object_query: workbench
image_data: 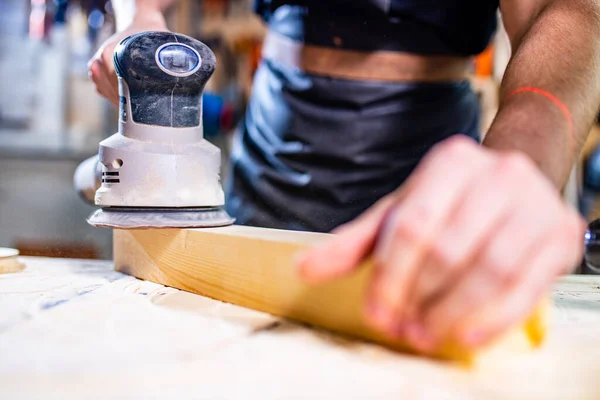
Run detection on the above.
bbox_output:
[2,256,600,399]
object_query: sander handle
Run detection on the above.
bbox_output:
[113,31,216,129]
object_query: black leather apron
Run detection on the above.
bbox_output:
[224,2,494,232]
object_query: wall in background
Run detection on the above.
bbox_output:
[0,157,113,259]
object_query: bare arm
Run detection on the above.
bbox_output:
[297,0,593,351]
[485,0,600,189]
[112,0,178,30]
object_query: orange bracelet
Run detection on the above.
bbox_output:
[505,87,575,143]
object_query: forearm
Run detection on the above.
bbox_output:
[484,0,600,190]
[112,0,178,30]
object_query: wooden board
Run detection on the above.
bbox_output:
[113,226,545,363]
[2,257,600,399]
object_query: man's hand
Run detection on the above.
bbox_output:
[88,11,169,106]
[296,136,585,353]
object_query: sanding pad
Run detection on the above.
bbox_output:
[87,207,235,229]
[0,248,25,274]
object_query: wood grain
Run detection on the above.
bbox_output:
[2,257,600,399]
[113,226,546,362]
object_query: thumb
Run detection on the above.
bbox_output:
[297,195,397,283]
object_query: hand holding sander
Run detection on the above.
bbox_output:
[79,31,234,229]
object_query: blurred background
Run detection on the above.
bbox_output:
[0,0,265,260]
[1,0,600,264]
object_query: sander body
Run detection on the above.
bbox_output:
[86,31,234,229]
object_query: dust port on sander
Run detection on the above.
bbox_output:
[112,159,123,169]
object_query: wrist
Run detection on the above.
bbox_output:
[131,9,168,30]
[483,93,575,190]
[115,2,167,32]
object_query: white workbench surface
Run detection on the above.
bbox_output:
[1,257,600,399]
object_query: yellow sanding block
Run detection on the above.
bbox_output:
[455,297,549,365]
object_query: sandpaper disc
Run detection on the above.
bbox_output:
[87,207,235,229]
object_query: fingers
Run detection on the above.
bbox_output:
[297,134,586,356]
[296,194,398,283]
[87,21,171,105]
[417,193,584,351]
[410,154,558,347]
[88,58,119,105]
[365,137,495,335]
[103,50,119,91]
[407,153,524,315]
[297,151,439,283]
[88,46,119,106]
[295,136,477,283]
[453,209,585,348]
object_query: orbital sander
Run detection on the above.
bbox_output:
[84,31,234,229]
